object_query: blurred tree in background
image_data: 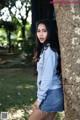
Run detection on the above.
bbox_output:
[0,21,18,53]
[0,0,34,55]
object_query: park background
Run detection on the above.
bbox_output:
[0,0,80,120]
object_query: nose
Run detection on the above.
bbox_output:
[40,31,43,36]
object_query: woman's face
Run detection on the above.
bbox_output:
[37,23,48,43]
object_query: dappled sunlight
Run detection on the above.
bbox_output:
[7,108,65,120]
[55,111,65,120]
[0,68,36,117]
[16,85,34,89]
[7,105,34,120]
[8,109,25,120]
[0,59,13,64]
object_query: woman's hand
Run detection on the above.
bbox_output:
[34,100,40,109]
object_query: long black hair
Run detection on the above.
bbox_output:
[36,19,60,57]
[33,19,61,75]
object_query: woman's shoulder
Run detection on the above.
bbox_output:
[41,45,58,61]
[42,44,50,57]
[44,44,58,56]
[40,43,58,59]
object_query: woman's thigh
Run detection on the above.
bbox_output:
[44,112,56,120]
[28,108,48,120]
[28,108,56,120]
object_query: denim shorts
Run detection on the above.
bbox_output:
[39,87,64,112]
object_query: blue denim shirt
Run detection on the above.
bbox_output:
[37,45,62,103]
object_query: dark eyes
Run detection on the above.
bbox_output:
[37,30,47,32]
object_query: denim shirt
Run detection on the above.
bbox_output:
[37,45,62,103]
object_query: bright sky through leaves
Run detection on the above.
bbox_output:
[0,0,31,23]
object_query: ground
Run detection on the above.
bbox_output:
[0,53,65,120]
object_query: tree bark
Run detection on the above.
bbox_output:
[54,1,80,120]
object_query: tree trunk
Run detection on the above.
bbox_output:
[54,1,80,120]
[31,0,53,34]
[7,30,11,53]
[21,25,26,41]
[31,0,38,34]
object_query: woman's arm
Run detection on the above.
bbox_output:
[37,47,57,103]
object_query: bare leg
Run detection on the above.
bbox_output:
[44,112,57,120]
[28,108,48,120]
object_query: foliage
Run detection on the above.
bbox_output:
[0,21,17,31]
[21,37,35,55]
[0,20,19,52]
[0,0,32,53]
[0,20,34,54]
[0,0,16,10]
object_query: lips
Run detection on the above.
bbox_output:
[39,38,44,40]
[39,38,45,43]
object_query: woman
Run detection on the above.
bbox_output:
[28,19,64,120]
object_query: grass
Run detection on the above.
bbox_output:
[0,67,65,120]
[0,67,37,119]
